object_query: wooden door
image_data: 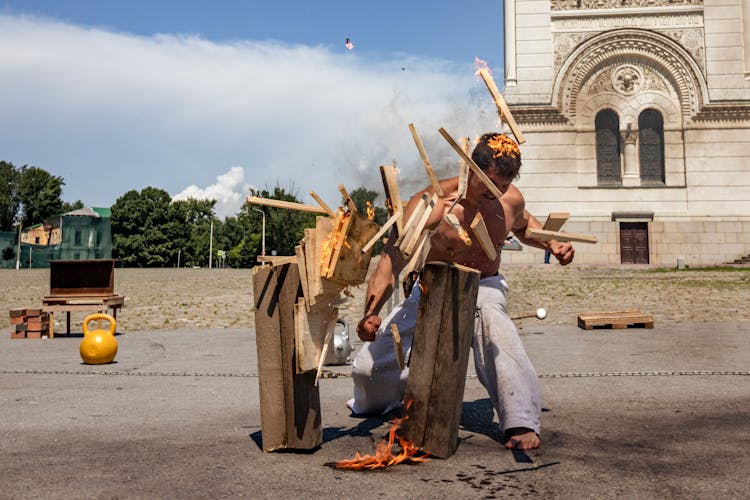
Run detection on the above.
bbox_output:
[620,222,649,264]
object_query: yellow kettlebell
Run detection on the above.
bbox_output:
[80,313,118,365]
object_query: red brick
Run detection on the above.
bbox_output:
[11,330,26,339]
[9,307,26,318]
[10,316,25,325]
[25,308,42,317]
[26,331,42,339]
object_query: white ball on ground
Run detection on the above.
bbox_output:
[536,308,547,320]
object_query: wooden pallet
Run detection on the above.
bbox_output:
[577,311,654,330]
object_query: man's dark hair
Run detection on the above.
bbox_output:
[471,133,522,179]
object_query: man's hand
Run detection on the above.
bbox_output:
[356,314,382,342]
[550,241,575,266]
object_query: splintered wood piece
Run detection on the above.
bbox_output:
[304,228,320,303]
[295,244,310,310]
[403,230,432,277]
[325,212,380,285]
[391,323,405,371]
[395,194,429,247]
[295,297,339,373]
[525,227,598,244]
[380,165,404,234]
[439,128,504,202]
[247,196,328,214]
[400,262,480,458]
[542,212,570,232]
[338,184,357,213]
[444,213,472,246]
[408,123,443,196]
[315,324,336,385]
[470,212,497,261]
[401,194,437,256]
[309,191,335,217]
[253,264,321,451]
[476,67,525,144]
[361,211,402,253]
[257,255,297,266]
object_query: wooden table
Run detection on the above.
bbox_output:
[42,295,125,338]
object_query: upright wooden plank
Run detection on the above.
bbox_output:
[408,123,443,196]
[295,297,339,373]
[401,262,480,458]
[253,263,322,451]
[470,212,498,261]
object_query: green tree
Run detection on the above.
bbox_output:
[0,161,20,231]
[167,198,216,267]
[111,187,174,267]
[17,166,65,227]
[237,183,316,266]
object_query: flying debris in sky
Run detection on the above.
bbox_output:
[345,37,354,50]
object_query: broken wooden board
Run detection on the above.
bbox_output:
[400,262,480,459]
[294,297,339,373]
[408,123,443,196]
[324,212,380,286]
[252,263,321,451]
[439,127,505,202]
[577,311,654,330]
[476,67,525,145]
[257,255,297,266]
[247,196,329,214]
[470,212,497,261]
[380,164,404,234]
[525,227,598,244]
[542,212,570,232]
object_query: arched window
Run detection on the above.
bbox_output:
[639,109,665,184]
[595,109,621,185]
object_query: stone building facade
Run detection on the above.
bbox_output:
[501,0,750,266]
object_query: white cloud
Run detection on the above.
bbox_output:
[172,166,252,219]
[0,14,501,216]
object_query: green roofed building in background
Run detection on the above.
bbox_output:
[0,207,112,269]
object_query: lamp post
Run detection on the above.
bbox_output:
[251,207,266,264]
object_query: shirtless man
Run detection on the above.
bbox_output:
[348,133,574,450]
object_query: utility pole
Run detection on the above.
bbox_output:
[208,219,214,269]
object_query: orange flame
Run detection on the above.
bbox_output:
[320,208,348,276]
[336,403,429,470]
[366,201,375,221]
[474,56,489,76]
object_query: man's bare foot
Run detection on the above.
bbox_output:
[504,428,540,450]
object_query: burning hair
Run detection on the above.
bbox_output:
[471,133,522,180]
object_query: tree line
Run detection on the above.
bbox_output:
[1,160,388,268]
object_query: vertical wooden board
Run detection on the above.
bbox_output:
[422,266,479,457]
[328,213,380,285]
[295,298,339,373]
[380,164,404,233]
[295,244,310,309]
[252,265,288,451]
[401,263,479,458]
[252,263,322,451]
[400,263,449,447]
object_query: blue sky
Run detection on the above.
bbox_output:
[0,1,506,217]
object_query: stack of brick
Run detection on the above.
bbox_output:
[9,308,50,339]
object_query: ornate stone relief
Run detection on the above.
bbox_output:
[555,30,705,123]
[551,0,702,10]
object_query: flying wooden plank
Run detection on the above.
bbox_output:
[470,212,497,261]
[525,227,598,244]
[247,196,328,214]
[476,67,525,145]
[379,164,404,234]
[408,123,443,196]
[542,212,570,232]
[439,128,505,202]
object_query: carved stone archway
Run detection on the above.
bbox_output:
[553,28,707,126]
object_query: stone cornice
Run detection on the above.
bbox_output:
[507,105,572,127]
[691,102,750,123]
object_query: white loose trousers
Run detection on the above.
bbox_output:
[348,273,542,435]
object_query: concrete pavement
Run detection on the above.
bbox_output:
[1,320,748,498]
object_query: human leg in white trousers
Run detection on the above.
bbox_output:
[347,284,422,415]
[472,274,542,448]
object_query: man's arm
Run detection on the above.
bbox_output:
[512,209,575,265]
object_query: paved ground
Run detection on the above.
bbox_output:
[1,320,748,499]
